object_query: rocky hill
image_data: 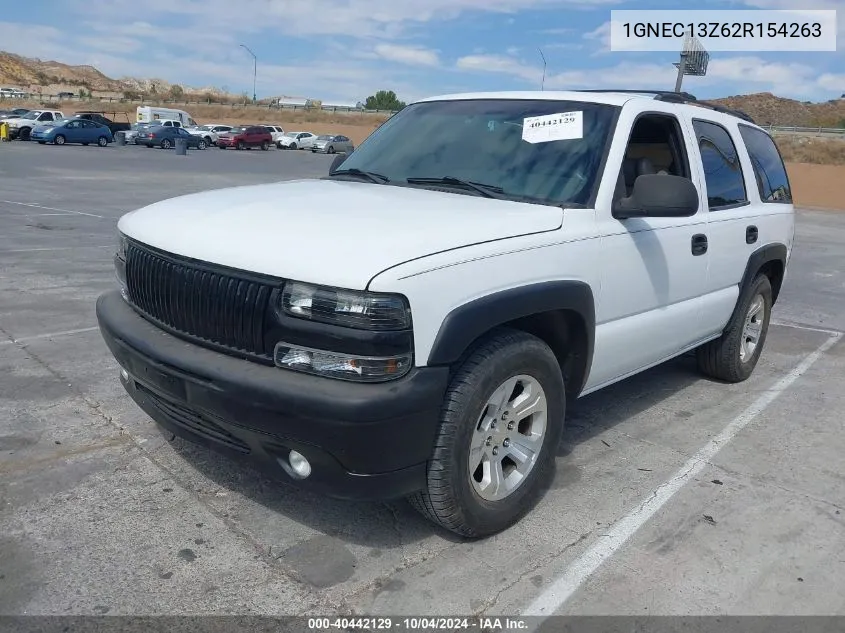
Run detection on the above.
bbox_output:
[0,51,229,99]
[710,92,845,128]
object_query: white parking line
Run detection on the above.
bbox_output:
[522,330,842,620]
[771,320,843,336]
[0,199,104,218]
[0,245,113,253]
[0,326,100,346]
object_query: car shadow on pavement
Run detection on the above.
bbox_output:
[165,353,705,546]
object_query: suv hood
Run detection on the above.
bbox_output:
[118,179,563,290]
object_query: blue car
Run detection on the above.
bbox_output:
[30,118,114,147]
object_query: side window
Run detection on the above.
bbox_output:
[614,113,691,202]
[39,113,52,121]
[692,120,748,210]
[738,125,792,203]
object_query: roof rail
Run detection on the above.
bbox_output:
[575,89,756,123]
[577,89,699,102]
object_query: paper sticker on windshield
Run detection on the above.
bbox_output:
[522,111,583,144]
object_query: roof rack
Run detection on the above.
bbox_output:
[575,89,755,123]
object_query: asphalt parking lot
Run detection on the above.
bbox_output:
[1,140,844,619]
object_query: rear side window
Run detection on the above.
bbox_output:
[692,120,748,210]
[738,125,792,203]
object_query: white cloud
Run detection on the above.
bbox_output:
[583,20,611,54]
[374,44,440,66]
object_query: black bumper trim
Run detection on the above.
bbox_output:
[96,290,448,500]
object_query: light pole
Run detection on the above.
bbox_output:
[240,44,257,103]
[538,48,546,91]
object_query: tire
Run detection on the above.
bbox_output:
[197,139,207,150]
[97,136,108,147]
[408,328,565,538]
[276,141,283,149]
[261,140,269,151]
[204,136,212,146]
[696,273,772,383]
[161,138,172,149]
[236,141,245,150]
[37,141,45,144]
[19,127,31,141]
[82,142,89,146]
[54,134,66,145]
[289,142,297,150]
[327,146,335,154]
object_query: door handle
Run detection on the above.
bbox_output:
[746,225,758,244]
[691,234,708,256]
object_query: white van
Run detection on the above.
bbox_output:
[136,106,198,128]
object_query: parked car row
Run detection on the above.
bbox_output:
[4,107,356,155]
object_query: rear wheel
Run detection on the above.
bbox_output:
[97,136,108,147]
[408,329,565,538]
[197,139,207,150]
[327,145,336,154]
[696,273,772,383]
[161,138,172,149]
[261,140,269,151]
[54,134,66,145]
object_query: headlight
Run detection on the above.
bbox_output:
[281,282,411,330]
[274,342,411,382]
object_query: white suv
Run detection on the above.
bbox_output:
[97,90,795,538]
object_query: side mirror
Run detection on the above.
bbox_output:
[614,174,699,219]
[329,152,349,173]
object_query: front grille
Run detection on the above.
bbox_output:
[125,241,275,358]
[137,383,251,454]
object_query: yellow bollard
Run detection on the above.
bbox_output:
[0,121,8,142]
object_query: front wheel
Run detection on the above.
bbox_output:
[696,273,772,383]
[97,136,108,147]
[289,142,297,150]
[408,329,565,538]
[236,141,245,150]
[54,134,66,145]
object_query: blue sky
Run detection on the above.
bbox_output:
[1,0,842,104]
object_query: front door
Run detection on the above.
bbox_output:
[586,107,710,392]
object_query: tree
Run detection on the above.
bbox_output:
[169,84,184,99]
[365,90,405,111]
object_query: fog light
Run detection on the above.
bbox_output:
[288,450,311,479]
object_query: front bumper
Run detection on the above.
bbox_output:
[96,290,447,500]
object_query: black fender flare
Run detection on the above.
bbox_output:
[426,281,596,391]
[739,243,787,304]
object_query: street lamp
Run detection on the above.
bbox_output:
[240,44,257,103]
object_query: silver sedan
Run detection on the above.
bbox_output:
[311,134,354,154]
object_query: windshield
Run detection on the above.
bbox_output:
[283,132,298,137]
[195,125,212,130]
[316,135,332,140]
[228,126,247,133]
[20,112,40,120]
[334,99,619,207]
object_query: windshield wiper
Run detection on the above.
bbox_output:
[405,176,506,199]
[330,168,390,184]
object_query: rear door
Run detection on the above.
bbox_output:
[685,116,790,338]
